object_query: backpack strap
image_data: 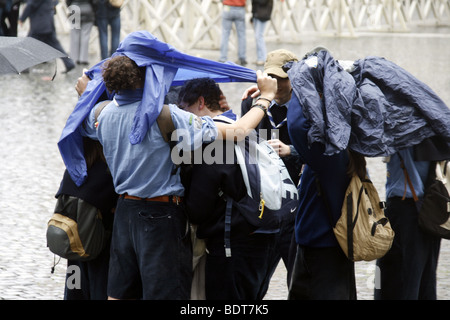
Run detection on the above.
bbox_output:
[347,181,365,261]
[397,153,419,202]
[156,104,175,143]
[218,189,233,257]
[316,171,356,260]
[84,100,110,131]
[224,195,233,258]
[94,100,111,123]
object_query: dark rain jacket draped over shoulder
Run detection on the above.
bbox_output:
[288,50,450,158]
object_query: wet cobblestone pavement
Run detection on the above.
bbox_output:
[0,25,449,300]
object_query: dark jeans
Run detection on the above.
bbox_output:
[107,197,192,299]
[288,245,356,300]
[205,233,276,300]
[375,197,441,300]
[1,2,20,36]
[97,15,120,60]
[258,214,295,297]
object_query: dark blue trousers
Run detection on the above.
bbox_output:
[205,233,276,300]
[288,245,356,300]
[375,197,441,300]
[107,197,192,299]
[258,214,295,297]
[64,243,110,300]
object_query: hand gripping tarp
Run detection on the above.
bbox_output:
[58,31,257,186]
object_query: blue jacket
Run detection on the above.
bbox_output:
[287,93,349,248]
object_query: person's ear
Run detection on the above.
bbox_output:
[197,96,206,110]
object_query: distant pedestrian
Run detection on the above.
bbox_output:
[67,0,96,66]
[219,0,247,66]
[19,0,75,73]
[94,0,121,60]
[4,0,22,36]
[251,0,273,66]
[0,0,14,36]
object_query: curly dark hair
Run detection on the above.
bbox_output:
[102,56,146,94]
[177,77,222,111]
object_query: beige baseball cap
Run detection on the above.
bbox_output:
[264,49,299,78]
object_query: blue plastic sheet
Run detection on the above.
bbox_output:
[58,31,256,186]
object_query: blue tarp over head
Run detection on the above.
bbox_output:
[58,31,257,186]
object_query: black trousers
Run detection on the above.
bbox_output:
[64,243,110,300]
[205,233,276,300]
[375,197,441,300]
[288,245,356,300]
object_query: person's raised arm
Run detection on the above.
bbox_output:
[216,70,276,140]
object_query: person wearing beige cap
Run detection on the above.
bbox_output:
[263,49,297,77]
[242,49,301,183]
[241,48,303,294]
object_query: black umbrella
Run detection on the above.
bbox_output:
[0,36,67,74]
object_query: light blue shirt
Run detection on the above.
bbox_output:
[386,148,430,199]
[81,89,218,198]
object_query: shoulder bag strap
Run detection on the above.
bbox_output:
[94,100,111,123]
[397,153,419,202]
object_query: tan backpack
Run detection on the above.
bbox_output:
[334,174,395,261]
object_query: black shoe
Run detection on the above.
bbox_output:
[63,64,75,74]
[239,59,247,66]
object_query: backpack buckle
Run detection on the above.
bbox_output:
[258,198,265,219]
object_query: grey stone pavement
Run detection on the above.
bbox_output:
[0,23,449,300]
